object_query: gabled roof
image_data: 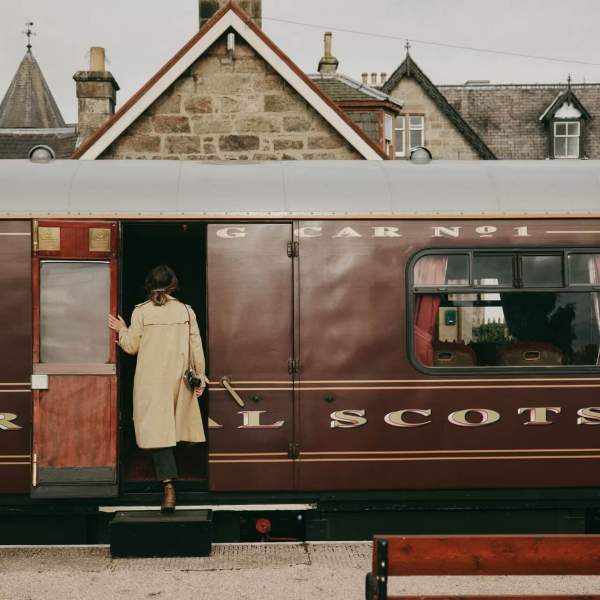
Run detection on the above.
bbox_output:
[309,73,402,110]
[381,53,496,160]
[0,50,66,129]
[72,2,386,160]
[539,86,592,122]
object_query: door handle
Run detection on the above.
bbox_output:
[221,377,245,408]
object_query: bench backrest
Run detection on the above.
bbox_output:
[373,535,600,576]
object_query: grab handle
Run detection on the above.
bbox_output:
[221,377,245,408]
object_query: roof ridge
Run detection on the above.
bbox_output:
[0,50,66,129]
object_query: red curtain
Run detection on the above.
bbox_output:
[414,256,448,366]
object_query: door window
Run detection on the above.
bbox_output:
[40,261,111,363]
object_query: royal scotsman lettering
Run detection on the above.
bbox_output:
[0,413,21,431]
[237,411,285,429]
[207,405,600,430]
[518,407,562,425]
[217,225,535,239]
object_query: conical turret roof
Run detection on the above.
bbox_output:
[0,50,66,129]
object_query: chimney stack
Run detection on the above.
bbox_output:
[361,73,368,85]
[199,0,262,28]
[73,47,119,148]
[318,32,339,74]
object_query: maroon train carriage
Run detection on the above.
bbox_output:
[1,158,600,542]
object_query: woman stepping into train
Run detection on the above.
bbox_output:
[108,265,207,513]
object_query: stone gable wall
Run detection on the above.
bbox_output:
[440,85,600,159]
[390,78,480,160]
[101,36,362,160]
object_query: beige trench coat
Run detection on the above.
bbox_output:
[118,297,206,449]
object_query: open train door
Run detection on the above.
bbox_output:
[31,221,119,498]
[207,224,296,491]
[0,222,32,495]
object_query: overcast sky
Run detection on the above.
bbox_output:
[1,0,600,124]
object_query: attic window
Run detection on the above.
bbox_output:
[395,116,406,157]
[554,121,580,159]
[409,116,425,150]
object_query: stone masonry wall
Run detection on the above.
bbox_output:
[440,84,600,159]
[101,35,362,160]
[390,78,480,160]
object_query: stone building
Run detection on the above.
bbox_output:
[309,33,402,158]
[382,49,600,160]
[73,1,385,160]
[0,39,77,159]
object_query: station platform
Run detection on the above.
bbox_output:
[2,542,600,599]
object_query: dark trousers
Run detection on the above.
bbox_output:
[151,447,178,481]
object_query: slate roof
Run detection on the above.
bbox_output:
[0,129,77,159]
[440,83,600,159]
[309,73,402,109]
[381,53,496,159]
[0,50,66,129]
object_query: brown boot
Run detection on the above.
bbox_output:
[161,482,176,514]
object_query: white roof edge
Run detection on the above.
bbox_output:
[78,10,383,161]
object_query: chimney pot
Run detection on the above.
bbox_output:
[324,32,333,58]
[362,72,368,85]
[380,72,387,85]
[90,47,106,71]
[199,0,262,29]
[371,72,378,86]
[73,47,120,148]
[318,31,339,74]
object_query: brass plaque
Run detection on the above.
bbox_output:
[38,227,60,251]
[89,228,111,252]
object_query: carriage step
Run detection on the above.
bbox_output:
[109,509,212,557]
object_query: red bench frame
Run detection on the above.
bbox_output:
[366,535,600,600]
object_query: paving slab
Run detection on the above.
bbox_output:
[1,543,600,600]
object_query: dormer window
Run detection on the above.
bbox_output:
[554,121,580,159]
[539,82,591,160]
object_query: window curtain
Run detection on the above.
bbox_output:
[414,256,448,366]
[588,255,600,365]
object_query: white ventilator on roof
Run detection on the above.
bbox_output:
[1,160,600,217]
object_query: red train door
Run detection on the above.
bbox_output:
[31,221,119,498]
[0,222,32,495]
[207,224,296,491]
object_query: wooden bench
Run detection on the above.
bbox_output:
[366,535,600,600]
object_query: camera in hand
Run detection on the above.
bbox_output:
[184,369,203,389]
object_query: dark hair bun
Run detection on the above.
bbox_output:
[145,265,179,306]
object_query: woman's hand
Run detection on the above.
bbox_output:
[194,385,206,398]
[108,314,127,333]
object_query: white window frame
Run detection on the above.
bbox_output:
[395,116,406,158]
[408,115,425,151]
[553,120,580,159]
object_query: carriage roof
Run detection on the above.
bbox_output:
[1,159,599,218]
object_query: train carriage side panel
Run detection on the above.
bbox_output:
[297,218,600,491]
[0,221,32,494]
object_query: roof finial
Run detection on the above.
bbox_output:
[405,39,411,54]
[22,21,35,52]
[567,73,572,89]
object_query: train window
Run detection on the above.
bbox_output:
[412,250,600,370]
[521,255,563,287]
[568,253,600,285]
[414,254,468,286]
[40,261,111,364]
[473,254,514,287]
